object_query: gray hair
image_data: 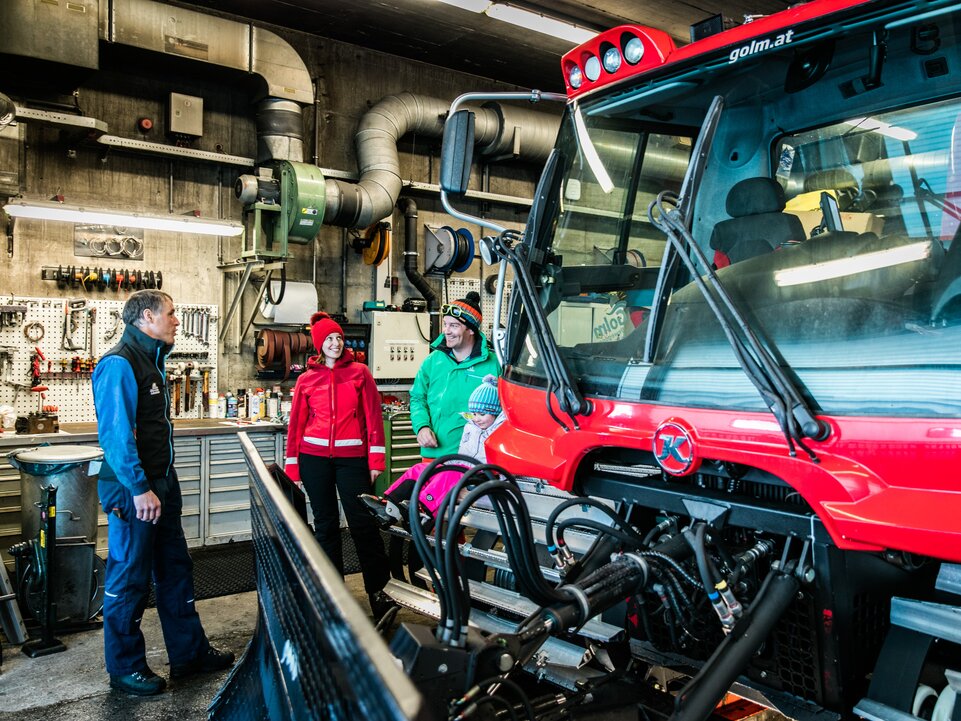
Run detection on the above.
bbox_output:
[122,289,173,327]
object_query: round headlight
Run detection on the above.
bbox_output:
[568,65,583,89]
[603,47,622,73]
[623,36,644,64]
[584,55,601,81]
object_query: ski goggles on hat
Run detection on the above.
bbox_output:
[441,302,481,329]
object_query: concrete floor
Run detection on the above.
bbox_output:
[0,574,422,721]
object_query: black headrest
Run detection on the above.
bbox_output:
[726,178,787,218]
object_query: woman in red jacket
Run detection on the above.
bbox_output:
[285,312,393,620]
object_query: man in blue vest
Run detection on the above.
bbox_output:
[93,290,234,696]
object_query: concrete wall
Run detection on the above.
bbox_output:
[1,5,551,409]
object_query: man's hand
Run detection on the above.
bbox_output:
[133,490,162,524]
[417,427,438,448]
[369,468,382,484]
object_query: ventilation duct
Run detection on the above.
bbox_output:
[256,99,305,164]
[324,92,560,228]
[0,0,99,70]
[100,0,312,106]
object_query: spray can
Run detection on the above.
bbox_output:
[249,390,261,421]
[226,392,237,419]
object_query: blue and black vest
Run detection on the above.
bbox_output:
[100,325,173,484]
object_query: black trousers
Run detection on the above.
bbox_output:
[298,454,389,595]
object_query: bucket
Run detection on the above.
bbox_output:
[9,445,104,543]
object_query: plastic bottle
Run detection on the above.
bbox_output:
[217,394,227,419]
[209,390,219,418]
[267,391,280,420]
[236,389,247,419]
[249,389,261,421]
[257,388,267,420]
[280,390,292,421]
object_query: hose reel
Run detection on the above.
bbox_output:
[424,225,475,276]
[351,221,391,266]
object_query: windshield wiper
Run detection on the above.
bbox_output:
[647,96,830,460]
[488,228,592,431]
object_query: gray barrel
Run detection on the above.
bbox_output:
[10,445,104,543]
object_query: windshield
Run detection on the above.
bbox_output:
[510,110,693,396]
[511,97,961,419]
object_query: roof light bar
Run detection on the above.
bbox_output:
[562,25,677,98]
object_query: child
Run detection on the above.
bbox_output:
[361,375,504,525]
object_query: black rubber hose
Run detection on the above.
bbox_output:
[670,568,801,721]
[399,198,439,338]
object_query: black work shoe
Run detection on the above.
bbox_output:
[170,646,236,680]
[110,669,167,696]
[359,494,394,528]
[368,590,399,622]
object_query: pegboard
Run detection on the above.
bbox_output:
[0,295,217,423]
[443,275,513,341]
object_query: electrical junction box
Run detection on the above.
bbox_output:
[168,92,203,136]
[368,311,430,380]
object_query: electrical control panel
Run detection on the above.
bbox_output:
[368,311,430,380]
[168,92,204,137]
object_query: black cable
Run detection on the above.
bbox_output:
[555,518,645,548]
[545,497,646,550]
[407,455,481,635]
[635,551,701,587]
[472,677,536,721]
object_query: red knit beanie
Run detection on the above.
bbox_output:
[310,312,344,352]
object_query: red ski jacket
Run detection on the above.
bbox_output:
[284,350,385,481]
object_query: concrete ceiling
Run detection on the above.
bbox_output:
[173,0,791,91]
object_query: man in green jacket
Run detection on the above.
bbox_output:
[409,291,501,459]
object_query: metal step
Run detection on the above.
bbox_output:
[890,597,961,645]
[854,697,926,721]
[936,563,961,598]
[465,578,622,642]
[463,507,605,555]
[384,578,609,682]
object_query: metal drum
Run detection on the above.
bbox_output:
[9,445,104,543]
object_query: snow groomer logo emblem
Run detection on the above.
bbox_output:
[653,420,700,476]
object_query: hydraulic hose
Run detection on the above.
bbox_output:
[539,553,650,632]
[670,566,801,721]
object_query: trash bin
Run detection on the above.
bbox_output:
[9,445,104,544]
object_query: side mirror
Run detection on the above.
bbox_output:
[440,109,475,196]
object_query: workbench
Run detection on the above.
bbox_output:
[0,420,286,566]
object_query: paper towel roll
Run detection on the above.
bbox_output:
[260,281,318,324]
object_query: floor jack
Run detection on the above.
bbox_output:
[21,485,66,658]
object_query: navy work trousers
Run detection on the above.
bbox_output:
[98,470,208,675]
[299,454,390,595]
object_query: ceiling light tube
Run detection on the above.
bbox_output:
[4,199,244,237]
[485,3,597,45]
[438,0,491,12]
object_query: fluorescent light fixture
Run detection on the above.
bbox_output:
[4,199,243,237]
[438,0,490,11]
[841,117,917,141]
[485,3,597,45]
[774,241,930,287]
